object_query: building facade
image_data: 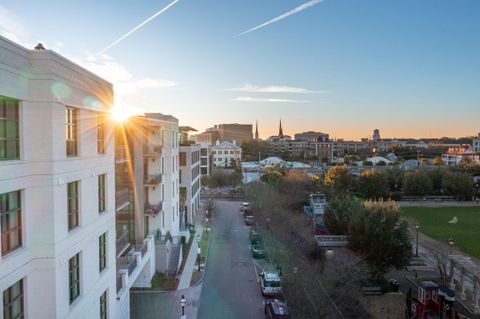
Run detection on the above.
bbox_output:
[294,131,329,142]
[473,133,480,153]
[199,143,213,176]
[212,141,242,167]
[442,147,480,166]
[192,123,253,145]
[0,36,118,319]
[179,145,201,226]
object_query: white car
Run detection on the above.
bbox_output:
[259,272,282,296]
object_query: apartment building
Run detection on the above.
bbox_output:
[179,144,201,226]
[117,114,181,278]
[212,141,242,167]
[0,36,118,318]
[199,143,213,176]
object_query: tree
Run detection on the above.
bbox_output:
[425,168,446,194]
[324,196,362,235]
[403,170,433,196]
[240,140,269,161]
[434,156,443,166]
[324,165,353,195]
[357,170,389,199]
[442,171,474,200]
[384,167,404,192]
[348,200,412,279]
[278,170,316,208]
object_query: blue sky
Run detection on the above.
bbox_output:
[1,0,479,139]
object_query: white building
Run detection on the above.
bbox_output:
[442,147,480,166]
[199,143,213,176]
[212,140,242,167]
[473,133,480,153]
[179,144,201,226]
[0,36,119,319]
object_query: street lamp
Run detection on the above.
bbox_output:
[266,218,270,231]
[180,295,186,317]
[415,223,420,257]
[448,238,454,255]
[197,235,201,271]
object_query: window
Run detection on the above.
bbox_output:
[0,97,19,160]
[3,279,24,319]
[99,232,107,272]
[97,113,105,154]
[65,107,78,156]
[69,253,80,304]
[1,190,22,256]
[67,181,79,231]
[178,152,187,166]
[98,174,106,213]
[100,290,107,319]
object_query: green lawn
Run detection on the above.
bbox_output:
[401,207,480,259]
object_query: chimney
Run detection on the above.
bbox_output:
[233,140,236,146]
[216,140,220,146]
[34,43,46,50]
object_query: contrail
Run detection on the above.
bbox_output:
[236,0,323,37]
[97,0,179,55]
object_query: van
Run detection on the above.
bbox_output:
[259,272,282,296]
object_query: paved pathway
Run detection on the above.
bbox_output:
[178,224,204,290]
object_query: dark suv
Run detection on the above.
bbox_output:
[264,299,290,318]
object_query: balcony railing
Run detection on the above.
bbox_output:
[144,173,162,186]
[117,253,138,276]
[144,145,162,157]
[115,188,130,210]
[144,202,162,215]
[116,273,123,293]
[115,146,128,163]
[116,226,130,257]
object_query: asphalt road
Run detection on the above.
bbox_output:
[197,200,265,319]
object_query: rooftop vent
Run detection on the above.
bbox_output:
[34,43,46,50]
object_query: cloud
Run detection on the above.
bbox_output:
[236,0,323,37]
[97,0,180,55]
[233,96,311,103]
[72,54,177,98]
[229,84,326,94]
[0,6,30,46]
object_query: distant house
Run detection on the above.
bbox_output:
[441,147,480,166]
[212,140,242,167]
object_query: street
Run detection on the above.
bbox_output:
[197,200,265,319]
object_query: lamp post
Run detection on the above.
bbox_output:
[448,238,454,255]
[415,223,420,257]
[197,235,201,271]
[266,218,270,231]
[180,295,186,318]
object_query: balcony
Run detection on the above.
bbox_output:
[144,173,162,186]
[115,188,130,211]
[144,202,162,215]
[144,145,162,157]
[116,235,155,295]
[116,226,130,257]
[115,145,128,163]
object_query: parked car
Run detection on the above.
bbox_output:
[244,215,256,226]
[259,272,282,296]
[241,202,250,213]
[250,244,266,258]
[249,229,262,244]
[264,299,291,318]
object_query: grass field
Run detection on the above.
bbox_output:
[401,207,480,259]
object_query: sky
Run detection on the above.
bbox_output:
[1,0,479,140]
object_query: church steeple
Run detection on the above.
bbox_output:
[279,119,283,137]
[255,120,259,140]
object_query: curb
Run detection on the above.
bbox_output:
[191,205,215,287]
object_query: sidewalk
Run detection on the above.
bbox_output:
[178,224,204,289]
[177,202,210,290]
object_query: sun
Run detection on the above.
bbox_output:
[111,106,131,122]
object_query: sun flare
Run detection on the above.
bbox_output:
[111,106,131,122]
